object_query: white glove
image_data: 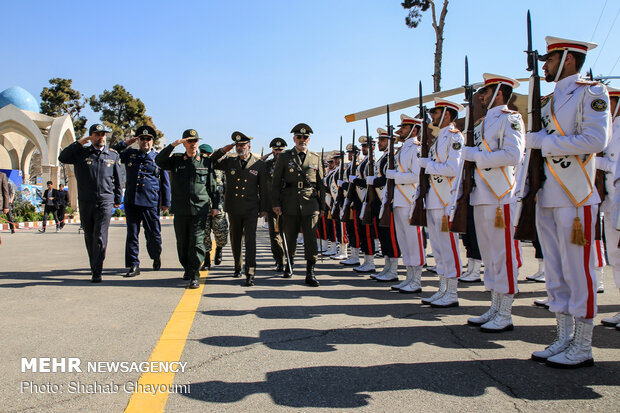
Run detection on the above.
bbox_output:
[348,174,357,182]
[366,175,376,185]
[337,179,345,186]
[419,158,429,169]
[460,147,479,162]
[525,131,543,149]
[385,169,397,179]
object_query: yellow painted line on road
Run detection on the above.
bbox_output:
[124,270,208,413]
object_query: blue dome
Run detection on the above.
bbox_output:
[0,86,39,112]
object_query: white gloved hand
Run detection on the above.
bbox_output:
[366,175,376,185]
[348,175,357,182]
[460,147,479,162]
[525,131,543,149]
[385,169,397,179]
[419,158,429,169]
[337,179,345,186]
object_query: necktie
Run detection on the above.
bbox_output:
[298,152,305,164]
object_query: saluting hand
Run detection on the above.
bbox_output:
[125,136,139,146]
[258,211,266,218]
[221,143,235,153]
[211,209,219,217]
[273,206,282,216]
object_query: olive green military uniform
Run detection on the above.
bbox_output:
[155,143,219,281]
[204,169,229,253]
[271,148,325,263]
[211,143,268,276]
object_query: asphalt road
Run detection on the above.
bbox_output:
[0,222,618,412]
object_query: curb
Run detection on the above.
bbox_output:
[0,215,174,231]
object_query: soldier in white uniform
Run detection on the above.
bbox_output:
[527,37,610,368]
[460,74,525,332]
[321,158,339,256]
[599,87,620,329]
[386,115,426,292]
[419,99,464,307]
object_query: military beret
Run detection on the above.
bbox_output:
[269,137,287,148]
[231,131,252,143]
[199,143,213,154]
[89,123,111,135]
[290,123,313,136]
[136,125,156,138]
[182,129,201,140]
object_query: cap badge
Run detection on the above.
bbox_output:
[96,124,103,131]
[236,135,241,141]
[190,129,196,136]
[300,128,306,134]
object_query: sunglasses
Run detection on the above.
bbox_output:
[295,135,310,140]
[139,136,153,141]
[186,138,199,143]
[273,148,284,151]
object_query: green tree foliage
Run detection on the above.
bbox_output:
[40,78,88,138]
[89,85,163,145]
[402,0,449,92]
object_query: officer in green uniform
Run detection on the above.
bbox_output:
[199,143,228,270]
[155,129,219,289]
[211,132,268,286]
[272,123,325,287]
[263,137,287,272]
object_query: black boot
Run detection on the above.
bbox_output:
[153,257,161,271]
[245,266,255,286]
[275,262,284,272]
[214,247,223,265]
[233,267,242,278]
[201,254,211,271]
[305,262,319,287]
[91,272,102,283]
[283,260,293,278]
[124,265,140,277]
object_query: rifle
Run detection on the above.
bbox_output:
[449,56,476,233]
[379,105,395,227]
[341,130,357,222]
[409,82,430,226]
[331,136,345,219]
[361,118,375,224]
[589,68,606,240]
[514,10,545,242]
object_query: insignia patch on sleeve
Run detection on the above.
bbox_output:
[591,99,607,112]
[511,122,521,131]
[452,142,462,150]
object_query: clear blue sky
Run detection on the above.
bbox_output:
[2,0,619,152]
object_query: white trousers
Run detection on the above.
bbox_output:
[426,208,461,279]
[474,204,519,294]
[603,213,620,288]
[536,204,597,319]
[393,206,425,267]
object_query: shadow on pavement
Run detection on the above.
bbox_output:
[181,359,620,407]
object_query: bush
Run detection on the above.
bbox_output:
[113,208,125,217]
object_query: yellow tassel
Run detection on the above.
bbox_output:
[441,215,449,232]
[327,210,332,219]
[494,206,505,229]
[571,216,587,246]
[350,210,355,220]
[275,217,280,233]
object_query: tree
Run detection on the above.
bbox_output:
[402,0,449,92]
[89,85,162,145]
[40,78,88,138]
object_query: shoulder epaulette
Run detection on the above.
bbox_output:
[449,127,461,134]
[576,80,599,86]
[109,148,118,153]
[501,108,519,114]
[171,153,184,157]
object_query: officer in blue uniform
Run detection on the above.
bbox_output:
[112,125,171,277]
[58,123,122,283]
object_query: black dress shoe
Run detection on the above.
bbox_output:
[214,247,223,265]
[305,275,319,287]
[245,275,255,287]
[201,255,211,271]
[188,279,200,289]
[182,272,191,280]
[233,268,242,278]
[153,257,161,271]
[124,266,140,278]
[283,263,293,278]
[38,228,45,233]
[275,263,285,272]
[91,274,102,283]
